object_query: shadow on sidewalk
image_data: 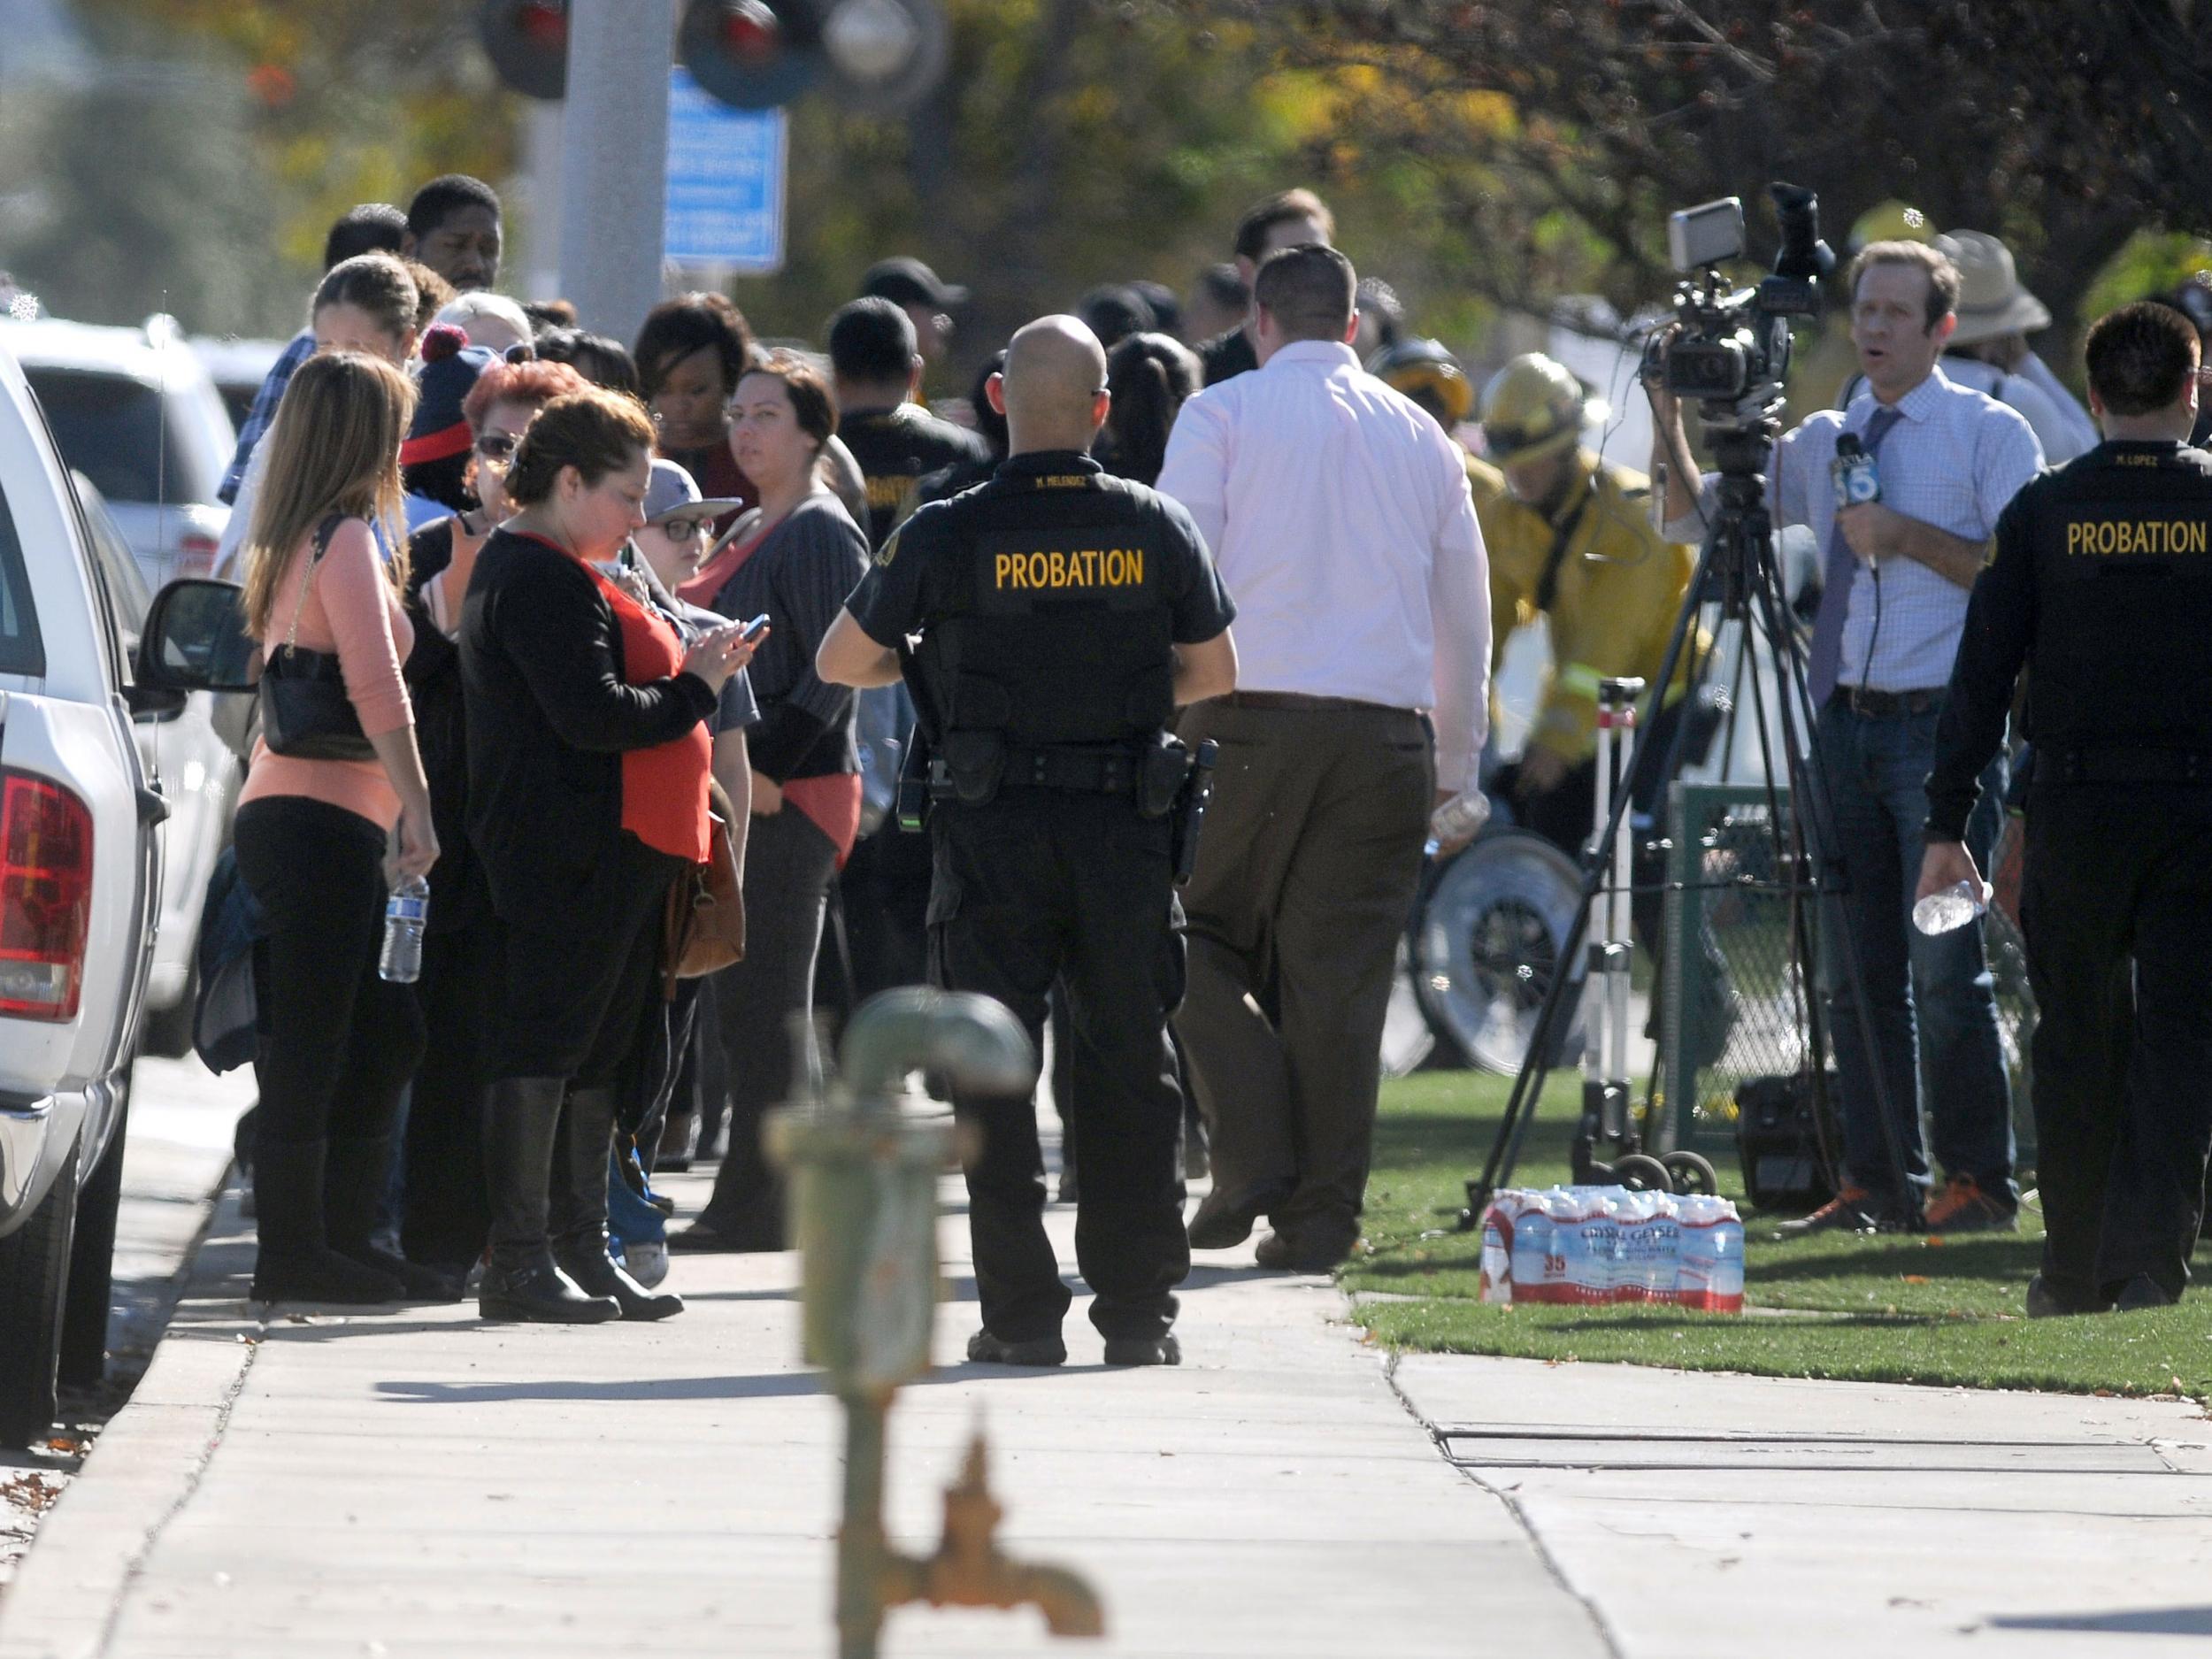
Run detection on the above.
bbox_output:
[1988,1607,2212,1636]
[371,1359,1094,1405]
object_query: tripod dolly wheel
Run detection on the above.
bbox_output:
[1660,1150,1719,1196]
[1612,1153,1674,1194]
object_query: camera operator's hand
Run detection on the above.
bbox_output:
[1641,325,1702,530]
[1836,500,1908,564]
[1640,324,1683,427]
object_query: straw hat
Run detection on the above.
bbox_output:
[1939,230,2053,344]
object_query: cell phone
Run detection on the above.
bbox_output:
[740,613,771,641]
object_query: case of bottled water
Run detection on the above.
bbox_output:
[1477,1186,1744,1313]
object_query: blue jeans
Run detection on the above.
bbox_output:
[1815,697,2015,1205]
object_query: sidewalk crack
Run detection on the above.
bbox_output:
[92,1330,259,1658]
[1376,1345,1626,1659]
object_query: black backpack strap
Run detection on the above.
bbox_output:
[1533,487,1594,615]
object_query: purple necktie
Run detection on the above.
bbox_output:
[1806,404,1902,704]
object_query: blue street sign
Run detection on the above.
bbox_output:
[664,67,787,271]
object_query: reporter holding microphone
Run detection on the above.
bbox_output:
[459,388,757,1325]
[1649,238,2039,1238]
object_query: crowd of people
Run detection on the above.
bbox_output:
[214,165,2212,1346]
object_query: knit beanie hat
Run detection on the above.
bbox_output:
[401,324,496,465]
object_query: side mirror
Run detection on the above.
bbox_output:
[139,579,257,695]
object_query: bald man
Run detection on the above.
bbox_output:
[820,317,1238,1367]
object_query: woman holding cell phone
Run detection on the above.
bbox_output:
[458,387,757,1324]
[671,350,870,1256]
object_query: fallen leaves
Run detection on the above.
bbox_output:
[0,1472,63,1516]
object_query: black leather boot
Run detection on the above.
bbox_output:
[480,1076,619,1325]
[250,1138,404,1304]
[551,1087,683,1321]
[325,1137,463,1302]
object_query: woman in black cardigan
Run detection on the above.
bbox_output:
[460,388,754,1324]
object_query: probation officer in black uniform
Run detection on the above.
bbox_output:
[818,315,1240,1367]
[1922,300,2212,1317]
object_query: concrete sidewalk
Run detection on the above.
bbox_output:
[0,1056,249,1590]
[0,1147,1606,1659]
[12,1079,2212,1659]
[1388,1351,2212,1656]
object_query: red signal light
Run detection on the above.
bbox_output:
[518,1,568,48]
[723,1,782,62]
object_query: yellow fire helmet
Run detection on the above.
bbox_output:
[1478,353,1588,465]
[1848,199,1932,252]
[1370,337,1475,426]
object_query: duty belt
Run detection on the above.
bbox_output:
[929,745,1138,798]
[2033,747,2212,787]
[1832,685,1945,718]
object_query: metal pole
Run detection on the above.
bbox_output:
[519,100,566,302]
[557,0,675,342]
[838,1389,890,1659]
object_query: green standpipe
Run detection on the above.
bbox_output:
[764,988,1106,1658]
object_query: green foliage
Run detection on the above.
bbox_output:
[1346,1072,2212,1400]
[12,1,518,335]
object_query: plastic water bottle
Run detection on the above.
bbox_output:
[1677,1195,1746,1313]
[1479,1202,1514,1304]
[1912,878,1988,936]
[1509,1192,1555,1304]
[378,876,430,984]
[1563,1188,1617,1304]
[1425,790,1492,857]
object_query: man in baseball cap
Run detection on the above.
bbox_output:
[860,255,966,366]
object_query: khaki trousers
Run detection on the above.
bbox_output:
[1172,696,1434,1241]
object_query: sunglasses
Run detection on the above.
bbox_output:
[474,432,521,465]
[652,515,713,540]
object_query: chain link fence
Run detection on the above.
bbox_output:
[1659,783,2037,1187]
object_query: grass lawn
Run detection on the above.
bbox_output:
[1344,1071,2212,1402]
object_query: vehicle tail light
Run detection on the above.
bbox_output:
[176,531,220,580]
[0,772,94,1021]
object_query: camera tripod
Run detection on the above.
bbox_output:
[1457,418,1924,1230]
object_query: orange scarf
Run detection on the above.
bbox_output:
[581,560,711,864]
[677,512,767,609]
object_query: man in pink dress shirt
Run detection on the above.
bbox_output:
[1156,244,1492,1271]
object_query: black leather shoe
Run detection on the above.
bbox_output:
[1255,1227,1357,1273]
[1187,1178,1295,1250]
[250,1138,403,1304]
[965,1329,1067,1367]
[546,1086,684,1320]
[252,1249,405,1305]
[340,1243,464,1302]
[479,1257,621,1324]
[2025,1273,2110,1318]
[2112,1273,2177,1312]
[556,1241,683,1321]
[1102,1333,1181,1367]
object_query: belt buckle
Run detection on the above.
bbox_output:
[1847,686,1875,717]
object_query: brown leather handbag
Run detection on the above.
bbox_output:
[662,784,746,998]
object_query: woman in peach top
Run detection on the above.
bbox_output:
[233,351,440,1306]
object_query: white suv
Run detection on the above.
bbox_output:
[0,334,169,1448]
[0,313,235,593]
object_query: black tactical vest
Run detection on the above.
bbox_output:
[914,469,1176,749]
[2025,442,2212,751]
